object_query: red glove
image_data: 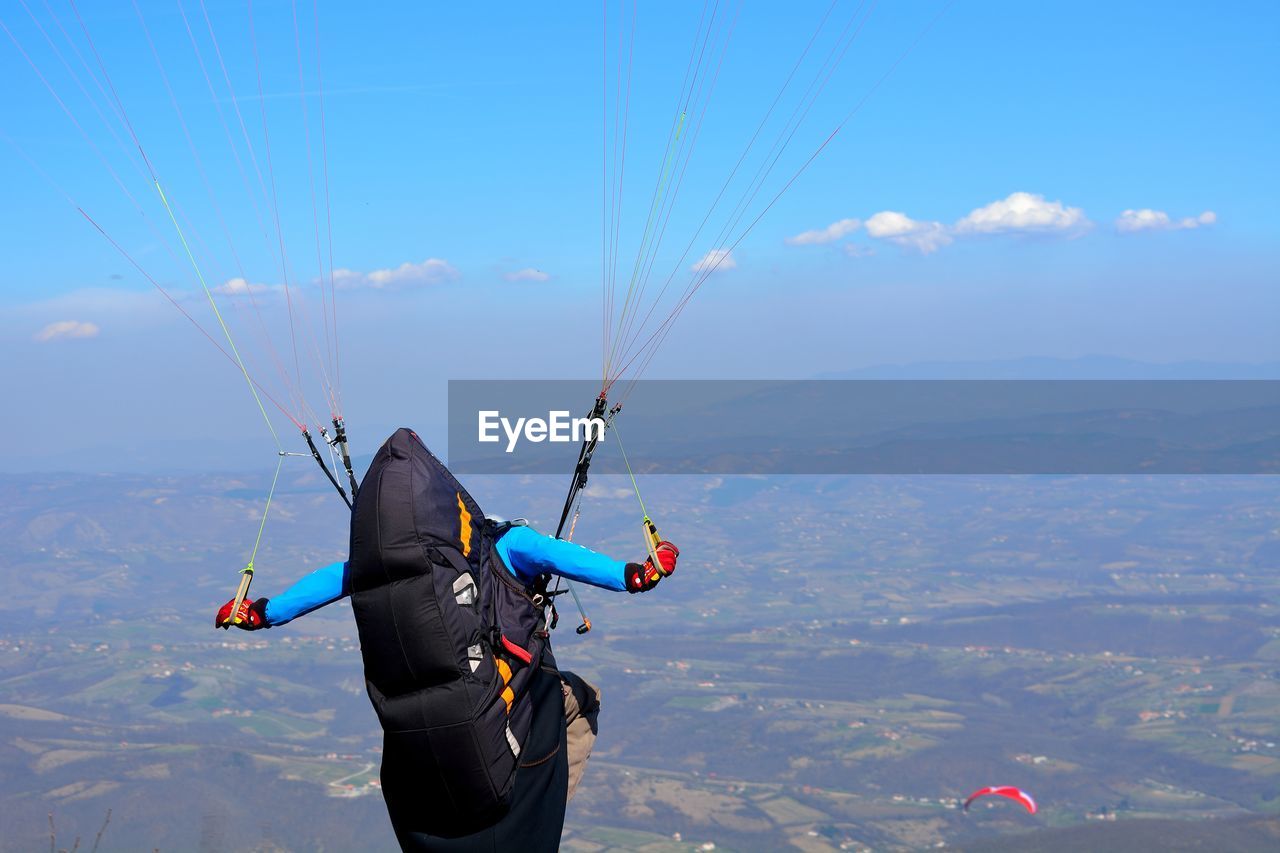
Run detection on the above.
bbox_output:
[215,597,270,630]
[650,540,679,577]
[625,541,679,593]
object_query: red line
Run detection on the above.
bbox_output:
[67,0,156,181]
[177,0,303,422]
[611,0,949,391]
[313,0,342,411]
[246,0,306,406]
[612,0,846,368]
[606,0,715,373]
[132,0,299,422]
[291,0,338,418]
[76,208,302,431]
[612,0,742,363]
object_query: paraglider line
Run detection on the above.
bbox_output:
[610,0,953,394]
[154,179,283,447]
[312,0,342,408]
[134,0,301,424]
[246,0,308,411]
[62,199,301,431]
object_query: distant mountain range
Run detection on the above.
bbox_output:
[12,358,1279,474]
[451,377,1280,476]
[819,355,1280,380]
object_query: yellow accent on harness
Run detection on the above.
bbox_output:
[494,657,515,713]
[457,492,472,556]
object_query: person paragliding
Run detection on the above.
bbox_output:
[215,428,679,850]
[963,786,1038,815]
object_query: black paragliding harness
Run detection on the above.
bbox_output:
[220,389,667,640]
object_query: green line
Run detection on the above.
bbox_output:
[153,179,282,448]
[246,454,284,569]
[611,421,648,519]
[228,453,283,626]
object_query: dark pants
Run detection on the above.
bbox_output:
[393,667,570,853]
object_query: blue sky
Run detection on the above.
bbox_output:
[1,1,1276,468]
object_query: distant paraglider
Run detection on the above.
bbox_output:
[963,786,1038,815]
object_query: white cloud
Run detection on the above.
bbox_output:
[214,277,275,296]
[786,218,862,246]
[332,258,459,290]
[864,211,952,254]
[35,320,100,342]
[583,483,634,500]
[954,192,1088,235]
[787,191,1094,256]
[1116,208,1216,233]
[691,248,737,274]
[504,267,550,282]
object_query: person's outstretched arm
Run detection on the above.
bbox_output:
[496,525,677,593]
[215,560,349,629]
[264,561,351,626]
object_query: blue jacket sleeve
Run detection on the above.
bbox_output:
[495,525,628,592]
[263,560,350,626]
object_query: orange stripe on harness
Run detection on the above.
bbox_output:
[494,656,516,713]
[456,492,472,556]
